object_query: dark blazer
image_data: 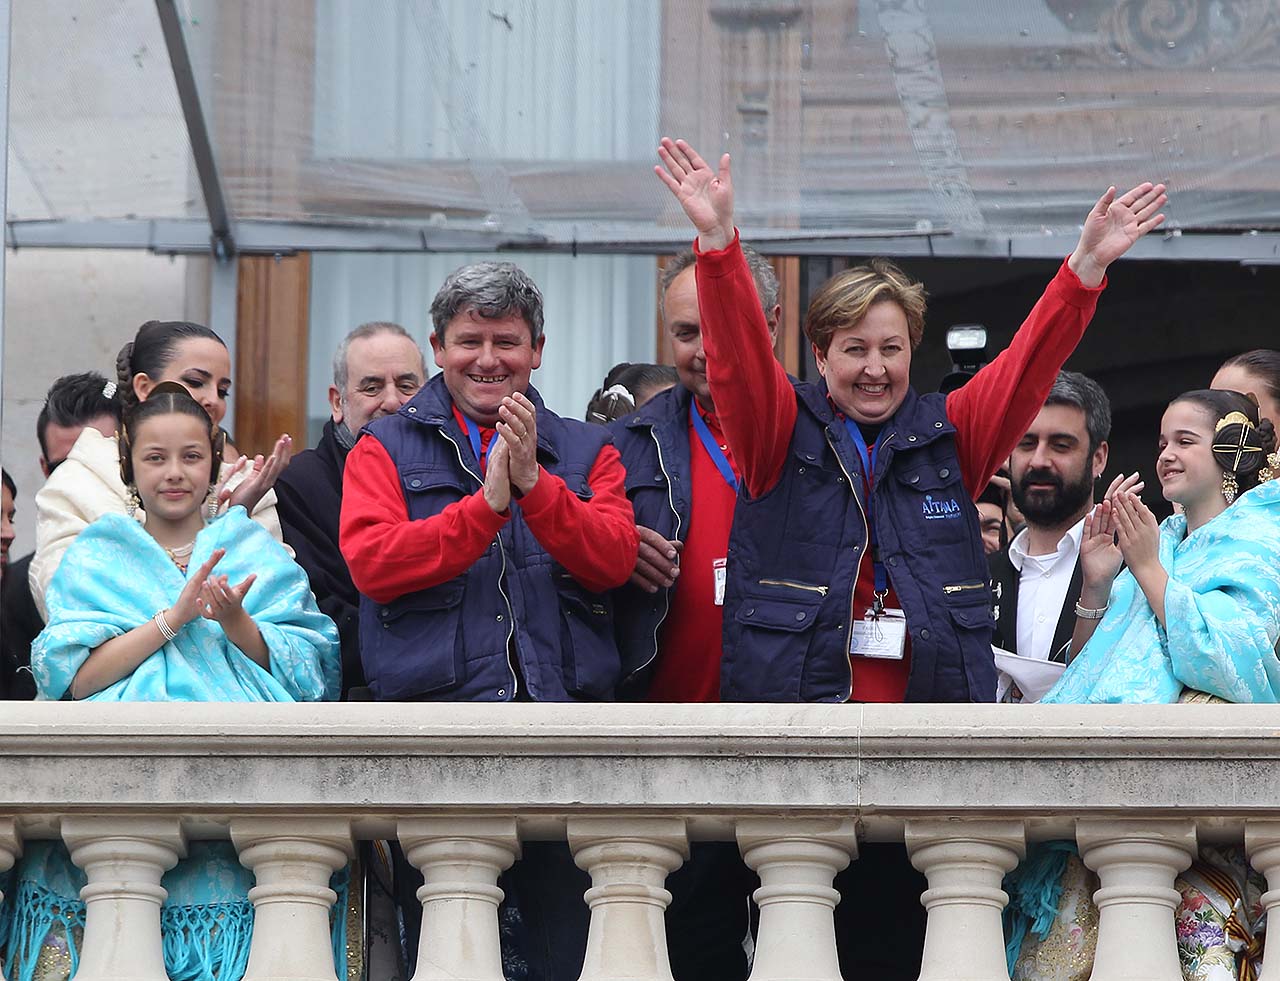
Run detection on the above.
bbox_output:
[988,545,1083,665]
[1,552,41,699]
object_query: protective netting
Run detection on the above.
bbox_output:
[10,0,1280,244]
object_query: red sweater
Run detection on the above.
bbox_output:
[340,414,638,605]
[647,404,739,702]
[694,233,1104,702]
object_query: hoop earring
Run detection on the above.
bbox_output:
[1222,470,1239,505]
[125,484,141,518]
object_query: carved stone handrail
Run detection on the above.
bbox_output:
[2,703,1278,981]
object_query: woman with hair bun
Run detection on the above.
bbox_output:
[30,320,292,615]
[1045,388,1280,704]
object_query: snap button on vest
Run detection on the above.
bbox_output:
[920,628,931,640]
[907,435,917,442]
[407,406,417,413]
[909,474,920,484]
[410,479,422,488]
[795,612,806,622]
[938,468,950,478]
[888,556,899,567]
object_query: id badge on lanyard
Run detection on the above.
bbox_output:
[844,418,904,659]
[713,558,727,607]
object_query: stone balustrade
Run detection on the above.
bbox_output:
[2,701,1278,981]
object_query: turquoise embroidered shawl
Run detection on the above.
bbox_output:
[32,506,340,702]
[1044,479,1280,705]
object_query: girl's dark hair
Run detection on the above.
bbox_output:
[585,362,679,425]
[115,320,225,410]
[1172,388,1278,497]
[118,382,224,487]
[1220,349,1280,413]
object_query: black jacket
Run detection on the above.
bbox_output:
[275,419,364,696]
[1,552,41,699]
[988,545,1082,665]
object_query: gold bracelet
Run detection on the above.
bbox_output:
[153,608,178,642]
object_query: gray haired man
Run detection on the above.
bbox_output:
[990,370,1112,696]
[275,321,426,698]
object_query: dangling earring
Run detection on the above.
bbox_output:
[206,486,220,520]
[1259,451,1280,484]
[1222,470,1239,505]
[125,484,141,518]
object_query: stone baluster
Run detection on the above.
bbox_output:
[398,816,520,981]
[567,816,689,981]
[1076,819,1196,981]
[62,816,186,981]
[905,819,1025,981]
[736,818,857,981]
[231,817,354,981]
[0,817,22,981]
[1245,821,1280,981]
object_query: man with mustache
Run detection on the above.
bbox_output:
[990,371,1111,685]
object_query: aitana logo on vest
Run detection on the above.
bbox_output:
[922,494,962,519]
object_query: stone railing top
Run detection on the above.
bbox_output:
[2,703,1278,841]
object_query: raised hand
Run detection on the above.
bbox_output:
[654,137,735,252]
[200,572,258,626]
[218,433,294,516]
[169,549,225,627]
[1079,500,1123,599]
[629,525,683,594]
[483,434,512,514]
[1068,182,1168,287]
[1112,491,1162,577]
[497,393,540,495]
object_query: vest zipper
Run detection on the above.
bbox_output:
[758,578,829,596]
[823,429,876,703]
[633,428,683,677]
[440,428,519,699]
[942,582,987,595]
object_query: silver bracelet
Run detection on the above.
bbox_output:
[1074,601,1109,621]
[153,608,178,642]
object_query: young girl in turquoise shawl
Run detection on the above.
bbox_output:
[0,384,342,981]
[1007,388,1280,981]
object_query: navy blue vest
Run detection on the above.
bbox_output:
[609,385,696,684]
[720,381,995,703]
[358,375,622,702]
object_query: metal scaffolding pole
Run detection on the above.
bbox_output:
[154,0,239,429]
[0,0,12,470]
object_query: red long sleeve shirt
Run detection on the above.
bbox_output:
[694,233,1104,702]
[646,404,740,703]
[340,418,638,606]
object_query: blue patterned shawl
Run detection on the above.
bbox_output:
[1044,478,1280,704]
[32,506,339,702]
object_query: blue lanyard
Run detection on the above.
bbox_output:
[462,415,494,474]
[690,403,739,492]
[843,419,888,598]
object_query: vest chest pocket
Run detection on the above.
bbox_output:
[401,467,472,520]
[368,579,466,698]
[891,459,974,549]
[557,585,619,698]
[732,586,826,700]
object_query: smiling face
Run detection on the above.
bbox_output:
[134,337,232,427]
[663,267,710,408]
[332,332,425,434]
[1010,404,1106,529]
[431,309,544,426]
[814,300,911,425]
[1156,400,1222,510]
[130,412,215,528]
[1211,363,1280,428]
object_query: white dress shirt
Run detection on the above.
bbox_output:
[1007,516,1086,663]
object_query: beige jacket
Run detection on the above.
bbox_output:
[30,427,287,617]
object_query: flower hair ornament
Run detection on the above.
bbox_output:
[1213,411,1264,505]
